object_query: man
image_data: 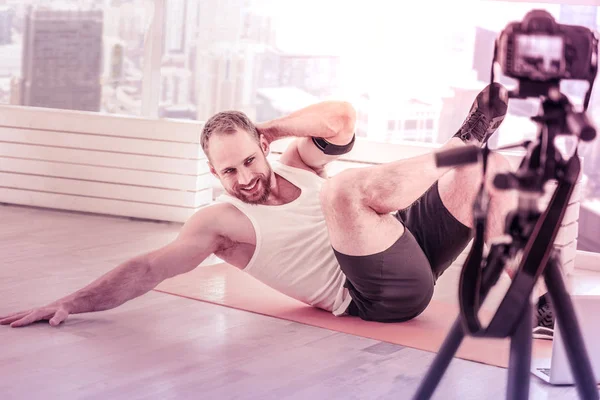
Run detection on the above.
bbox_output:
[0,83,554,335]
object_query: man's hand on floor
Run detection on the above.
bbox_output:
[0,302,71,328]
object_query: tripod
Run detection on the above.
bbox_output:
[412,92,599,400]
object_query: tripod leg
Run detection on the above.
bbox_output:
[412,317,465,400]
[544,256,599,400]
[506,300,533,400]
[413,244,509,399]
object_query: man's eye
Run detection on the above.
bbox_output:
[245,158,254,165]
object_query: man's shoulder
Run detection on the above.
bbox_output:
[192,202,255,242]
[197,202,248,225]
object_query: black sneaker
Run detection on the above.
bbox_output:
[454,82,509,145]
[533,294,554,340]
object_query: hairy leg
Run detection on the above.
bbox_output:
[320,138,465,256]
[321,141,516,258]
[437,150,516,241]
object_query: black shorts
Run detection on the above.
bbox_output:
[332,181,473,323]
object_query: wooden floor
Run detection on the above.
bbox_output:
[1,204,598,400]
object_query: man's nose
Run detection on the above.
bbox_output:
[238,169,253,186]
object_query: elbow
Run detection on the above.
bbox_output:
[329,101,356,142]
[341,101,357,131]
[132,255,162,283]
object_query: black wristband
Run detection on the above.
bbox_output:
[311,133,356,156]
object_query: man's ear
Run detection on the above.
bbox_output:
[259,134,270,156]
[207,161,218,178]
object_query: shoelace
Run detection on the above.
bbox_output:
[459,109,489,142]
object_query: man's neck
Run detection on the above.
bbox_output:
[264,173,301,206]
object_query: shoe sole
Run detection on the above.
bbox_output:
[533,326,554,340]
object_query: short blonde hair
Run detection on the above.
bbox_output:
[201,111,259,159]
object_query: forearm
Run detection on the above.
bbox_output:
[55,259,159,314]
[257,101,355,145]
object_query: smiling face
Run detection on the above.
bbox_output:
[207,129,274,205]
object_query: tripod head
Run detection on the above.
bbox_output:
[494,91,595,195]
[435,9,599,337]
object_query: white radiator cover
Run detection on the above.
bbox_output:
[0,105,212,223]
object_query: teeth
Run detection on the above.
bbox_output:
[244,181,257,191]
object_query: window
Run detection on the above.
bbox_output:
[154,1,598,151]
[2,0,600,253]
[404,120,418,130]
[0,0,151,116]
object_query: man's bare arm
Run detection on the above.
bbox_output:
[0,205,228,327]
[258,101,356,174]
[257,100,356,145]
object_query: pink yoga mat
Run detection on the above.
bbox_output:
[154,263,552,368]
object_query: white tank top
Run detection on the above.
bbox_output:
[216,161,352,316]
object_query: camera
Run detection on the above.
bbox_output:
[490,10,598,141]
[495,10,598,84]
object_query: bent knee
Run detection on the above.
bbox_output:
[320,169,367,210]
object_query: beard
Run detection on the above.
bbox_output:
[233,169,273,205]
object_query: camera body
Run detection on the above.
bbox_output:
[496,10,598,83]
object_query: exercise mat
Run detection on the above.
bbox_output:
[154,263,552,369]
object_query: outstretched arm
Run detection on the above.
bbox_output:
[0,205,227,328]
